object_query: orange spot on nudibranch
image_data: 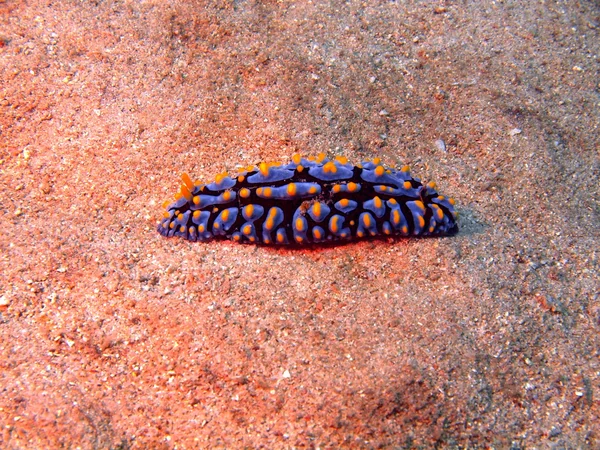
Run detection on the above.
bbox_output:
[323,161,337,174]
[259,162,270,177]
[363,214,371,227]
[330,216,340,233]
[312,202,321,217]
[433,205,444,220]
[215,172,228,184]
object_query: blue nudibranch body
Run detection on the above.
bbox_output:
[158,153,458,245]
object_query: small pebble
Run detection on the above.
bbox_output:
[435,138,447,152]
[0,295,9,306]
[509,128,522,136]
[40,181,51,194]
[549,426,562,438]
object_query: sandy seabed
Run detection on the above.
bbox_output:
[0,1,598,448]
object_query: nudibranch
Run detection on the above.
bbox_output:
[158,153,458,245]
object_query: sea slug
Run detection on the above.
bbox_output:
[158,153,458,244]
